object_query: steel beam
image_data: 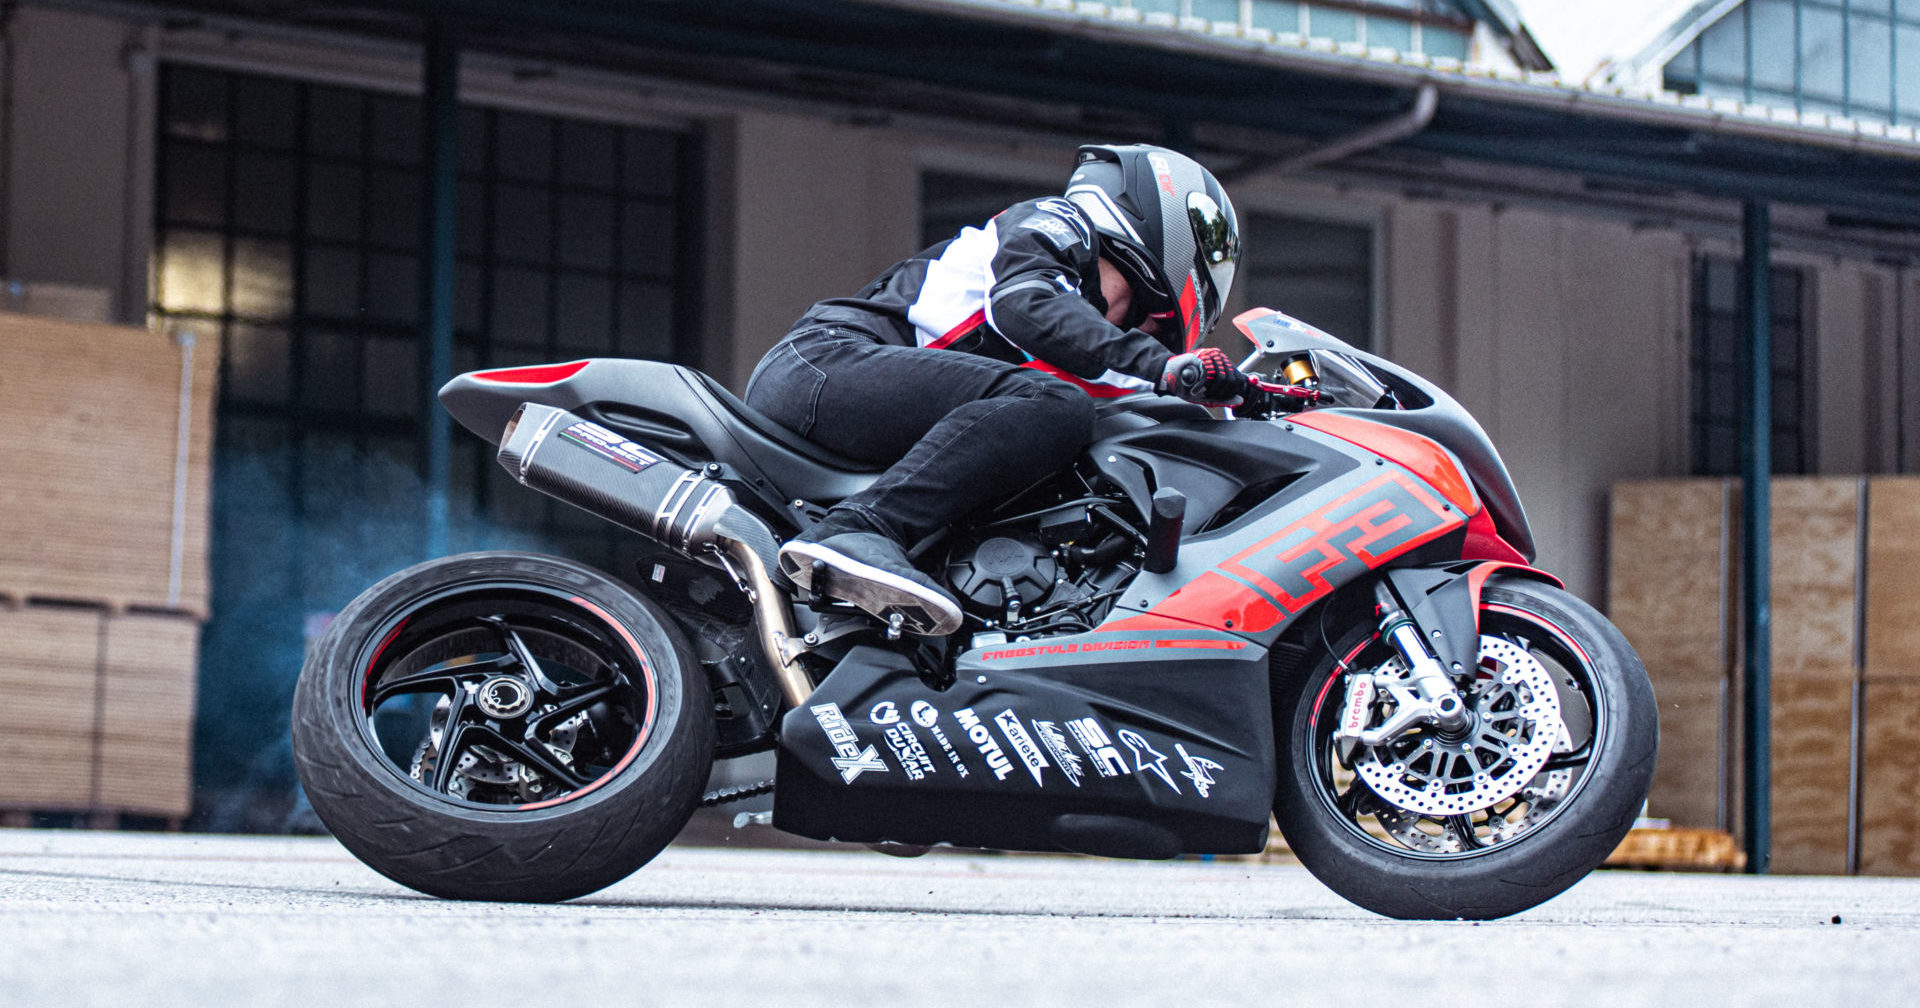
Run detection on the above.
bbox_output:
[1740,198,1772,875]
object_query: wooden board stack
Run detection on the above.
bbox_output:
[1608,475,1920,876]
[0,312,217,823]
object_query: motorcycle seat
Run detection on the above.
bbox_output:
[678,370,886,505]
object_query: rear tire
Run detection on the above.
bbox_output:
[292,551,713,902]
[1273,578,1657,920]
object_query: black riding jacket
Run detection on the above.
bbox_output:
[792,197,1173,396]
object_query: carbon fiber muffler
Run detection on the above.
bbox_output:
[496,402,811,705]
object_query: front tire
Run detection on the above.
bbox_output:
[1273,578,1657,920]
[292,551,714,902]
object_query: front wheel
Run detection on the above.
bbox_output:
[292,552,714,902]
[1273,578,1657,920]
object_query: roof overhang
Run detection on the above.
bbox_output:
[124,0,1920,226]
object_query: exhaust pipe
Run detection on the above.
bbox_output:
[496,403,813,707]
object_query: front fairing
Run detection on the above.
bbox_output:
[1234,310,1536,561]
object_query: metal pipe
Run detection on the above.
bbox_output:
[714,531,815,710]
[1225,82,1437,184]
[420,18,458,559]
[1740,198,1772,875]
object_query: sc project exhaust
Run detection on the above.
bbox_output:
[495,403,813,707]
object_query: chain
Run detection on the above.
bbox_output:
[699,779,776,807]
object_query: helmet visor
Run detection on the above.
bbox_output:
[1186,191,1238,329]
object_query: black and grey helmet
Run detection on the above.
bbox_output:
[1065,143,1239,352]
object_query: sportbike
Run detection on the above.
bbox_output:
[291,307,1656,919]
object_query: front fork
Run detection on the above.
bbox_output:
[1336,581,1473,748]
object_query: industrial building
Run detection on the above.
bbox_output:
[0,0,1914,869]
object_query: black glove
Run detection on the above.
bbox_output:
[1158,348,1249,406]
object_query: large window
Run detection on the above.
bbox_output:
[1688,255,1812,476]
[1119,0,1472,59]
[152,64,700,826]
[1665,0,1920,125]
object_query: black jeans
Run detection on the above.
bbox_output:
[744,325,1095,547]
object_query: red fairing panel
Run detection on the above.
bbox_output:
[472,361,591,384]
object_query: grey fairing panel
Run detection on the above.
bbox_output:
[438,359,881,517]
[1238,313,1536,561]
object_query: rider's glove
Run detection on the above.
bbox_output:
[1158,348,1249,407]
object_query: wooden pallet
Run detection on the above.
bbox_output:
[1605,827,1747,871]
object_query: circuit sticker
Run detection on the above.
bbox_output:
[559,421,664,473]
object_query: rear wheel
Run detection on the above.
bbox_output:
[292,551,713,902]
[1273,578,1657,920]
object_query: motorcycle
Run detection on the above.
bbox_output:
[291,307,1656,919]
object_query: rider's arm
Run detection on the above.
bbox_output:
[984,199,1172,382]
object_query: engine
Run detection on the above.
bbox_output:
[938,489,1141,639]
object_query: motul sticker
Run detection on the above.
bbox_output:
[559,421,664,473]
[810,703,888,784]
[954,707,1013,781]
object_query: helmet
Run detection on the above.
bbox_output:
[1065,143,1240,352]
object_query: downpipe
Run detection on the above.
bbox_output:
[496,403,815,709]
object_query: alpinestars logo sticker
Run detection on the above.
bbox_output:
[1065,717,1130,778]
[1032,720,1085,788]
[811,703,888,783]
[1118,729,1180,793]
[995,710,1050,787]
[1176,743,1222,799]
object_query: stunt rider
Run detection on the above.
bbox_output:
[745,143,1245,637]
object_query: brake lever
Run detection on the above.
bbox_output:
[1237,376,1321,418]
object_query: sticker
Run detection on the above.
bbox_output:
[1118,729,1179,793]
[1177,744,1222,799]
[995,710,1050,787]
[1032,720,1085,788]
[912,703,969,777]
[869,701,901,726]
[953,707,1013,781]
[883,725,938,781]
[1020,197,1091,250]
[1066,717,1131,778]
[810,703,888,783]
[558,421,664,473]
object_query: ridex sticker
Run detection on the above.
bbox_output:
[810,703,888,784]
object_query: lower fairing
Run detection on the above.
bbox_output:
[773,636,1275,858]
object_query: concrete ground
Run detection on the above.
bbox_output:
[1,828,1915,1007]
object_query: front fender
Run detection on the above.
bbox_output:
[1380,562,1563,674]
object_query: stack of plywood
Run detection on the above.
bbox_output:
[1862,479,1920,875]
[1609,476,1920,876]
[1608,479,1735,839]
[0,312,217,822]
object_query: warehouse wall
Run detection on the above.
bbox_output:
[0,6,152,321]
